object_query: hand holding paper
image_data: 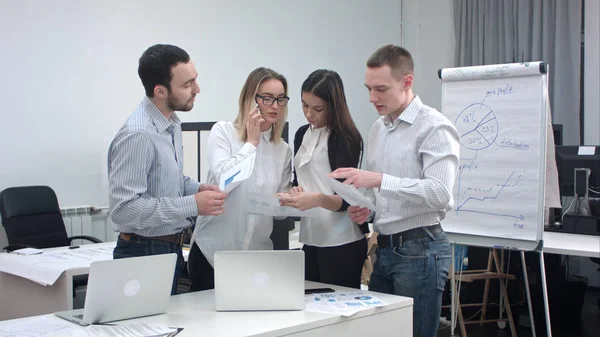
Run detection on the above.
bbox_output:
[329,168,383,189]
[246,192,319,217]
[325,176,376,211]
[348,205,372,224]
[278,191,322,211]
[195,190,226,216]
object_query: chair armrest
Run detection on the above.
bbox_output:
[3,244,37,252]
[69,235,103,244]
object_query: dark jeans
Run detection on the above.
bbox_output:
[113,236,184,295]
[188,242,215,291]
[369,230,451,337]
[303,237,368,289]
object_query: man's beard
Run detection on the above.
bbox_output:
[166,93,193,112]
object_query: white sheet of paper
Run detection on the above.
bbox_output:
[325,177,376,211]
[13,248,44,255]
[245,192,319,217]
[544,114,561,209]
[219,153,256,193]
[0,316,78,337]
[47,323,178,337]
[304,291,386,316]
[578,146,596,155]
[0,246,114,286]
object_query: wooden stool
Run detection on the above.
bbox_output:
[361,232,378,286]
[444,248,517,337]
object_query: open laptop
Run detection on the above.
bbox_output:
[214,250,304,311]
[55,253,177,325]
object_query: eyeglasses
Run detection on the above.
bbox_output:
[255,94,290,106]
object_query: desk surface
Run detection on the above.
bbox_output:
[542,231,600,257]
[0,281,413,337]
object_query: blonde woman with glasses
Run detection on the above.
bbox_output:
[188,67,293,291]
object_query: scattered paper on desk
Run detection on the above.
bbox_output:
[304,291,386,316]
[0,246,114,286]
[47,323,179,337]
[0,316,78,337]
[219,153,256,193]
[325,177,376,211]
[13,248,43,255]
[245,192,319,217]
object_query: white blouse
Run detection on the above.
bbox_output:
[295,126,364,247]
[192,121,292,267]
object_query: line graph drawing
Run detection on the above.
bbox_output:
[456,170,525,220]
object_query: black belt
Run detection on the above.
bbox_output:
[377,224,443,248]
[119,232,186,245]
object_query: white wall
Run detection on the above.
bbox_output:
[404,0,456,111]
[0,0,403,207]
[584,0,600,145]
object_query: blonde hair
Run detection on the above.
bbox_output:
[234,67,288,143]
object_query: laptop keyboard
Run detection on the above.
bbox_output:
[73,314,84,319]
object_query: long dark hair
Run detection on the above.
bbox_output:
[301,69,362,155]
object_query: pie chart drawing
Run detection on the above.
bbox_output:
[454,103,499,151]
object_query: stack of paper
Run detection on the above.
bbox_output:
[0,316,180,337]
[49,323,180,337]
[0,316,78,337]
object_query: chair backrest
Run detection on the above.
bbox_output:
[0,186,70,248]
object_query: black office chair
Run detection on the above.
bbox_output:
[0,185,102,297]
[0,185,102,251]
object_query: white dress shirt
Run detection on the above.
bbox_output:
[367,95,460,235]
[295,126,364,247]
[191,121,292,266]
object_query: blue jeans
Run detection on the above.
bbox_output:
[113,236,184,295]
[369,230,451,337]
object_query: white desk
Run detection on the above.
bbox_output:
[0,281,413,336]
[0,242,190,321]
[542,231,600,258]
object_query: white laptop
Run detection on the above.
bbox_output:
[214,250,304,311]
[55,253,177,326]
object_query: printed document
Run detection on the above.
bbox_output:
[219,153,256,193]
[304,291,386,316]
[325,177,376,211]
[245,192,319,218]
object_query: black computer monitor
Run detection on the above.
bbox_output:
[554,146,600,198]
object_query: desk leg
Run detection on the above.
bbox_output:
[539,250,552,337]
[450,243,457,337]
[521,251,536,337]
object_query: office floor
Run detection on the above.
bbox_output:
[436,289,600,337]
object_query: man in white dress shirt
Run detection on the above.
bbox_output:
[330,44,460,337]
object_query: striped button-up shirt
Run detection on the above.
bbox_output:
[108,96,200,237]
[367,95,460,235]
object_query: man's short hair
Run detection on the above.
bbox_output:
[138,44,190,97]
[367,44,414,79]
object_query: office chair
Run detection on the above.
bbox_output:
[0,185,102,251]
[0,185,102,298]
